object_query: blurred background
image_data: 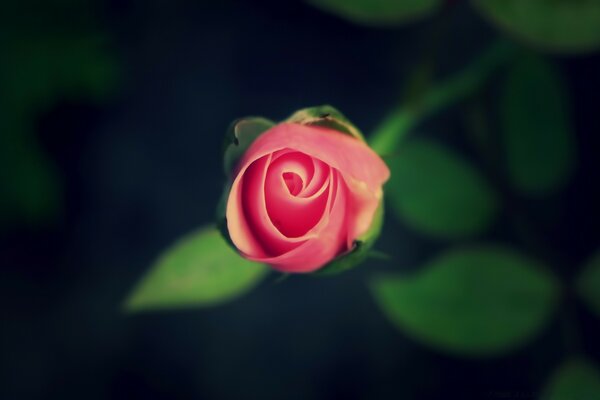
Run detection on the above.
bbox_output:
[1,0,599,399]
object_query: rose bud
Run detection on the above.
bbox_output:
[217,106,390,274]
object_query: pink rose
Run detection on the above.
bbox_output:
[224,118,389,273]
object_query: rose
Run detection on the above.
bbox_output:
[225,121,390,273]
[224,114,389,273]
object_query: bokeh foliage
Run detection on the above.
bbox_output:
[370,47,587,392]
[0,0,118,226]
[541,359,600,400]
[501,53,574,195]
[577,250,600,319]
[306,0,441,27]
[305,0,600,53]
[371,246,558,356]
[472,0,600,54]
[385,139,497,238]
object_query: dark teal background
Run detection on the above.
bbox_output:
[1,1,599,399]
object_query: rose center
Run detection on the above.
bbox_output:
[282,172,303,196]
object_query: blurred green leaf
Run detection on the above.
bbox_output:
[471,0,600,54]
[576,250,600,318]
[501,54,575,195]
[306,0,441,27]
[0,122,62,225]
[0,2,118,227]
[369,40,516,156]
[541,359,600,400]
[386,139,498,238]
[125,227,269,312]
[3,35,118,111]
[370,245,559,356]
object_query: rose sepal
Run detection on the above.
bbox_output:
[223,117,276,176]
[284,105,366,142]
[217,117,275,248]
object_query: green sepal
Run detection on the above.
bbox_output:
[215,181,234,250]
[284,105,366,142]
[222,117,275,176]
[218,117,274,249]
[314,198,385,276]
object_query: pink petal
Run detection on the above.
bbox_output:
[265,152,330,238]
[227,154,335,260]
[299,158,330,198]
[226,160,268,258]
[343,176,384,244]
[249,170,349,273]
[240,154,306,255]
[233,123,389,195]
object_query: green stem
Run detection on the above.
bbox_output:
[368,39,516,155]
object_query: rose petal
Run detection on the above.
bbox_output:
[299,158,329,198]
[233,123,389,195]
[226,157,269,258]
[269,150,314,191]
[241,154,306,255]
[227,153,336,259]
[343,176,384,244]
[265,152,330,238]
[248,170,349,273]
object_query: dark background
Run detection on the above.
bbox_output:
[1,0,599,399]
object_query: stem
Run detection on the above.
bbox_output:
[368,39,516,155]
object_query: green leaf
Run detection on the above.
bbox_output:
[541,359,600,400]
[223,117,275,175]
[471,0,600,54]
[125,227,269,312]
[386,139,498,238]
[306,0,441,27]
[315,199,385,276]
[370,246,559,356]
[285,105,365,142]
[576,250,600,318]
[501,54,575,195]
